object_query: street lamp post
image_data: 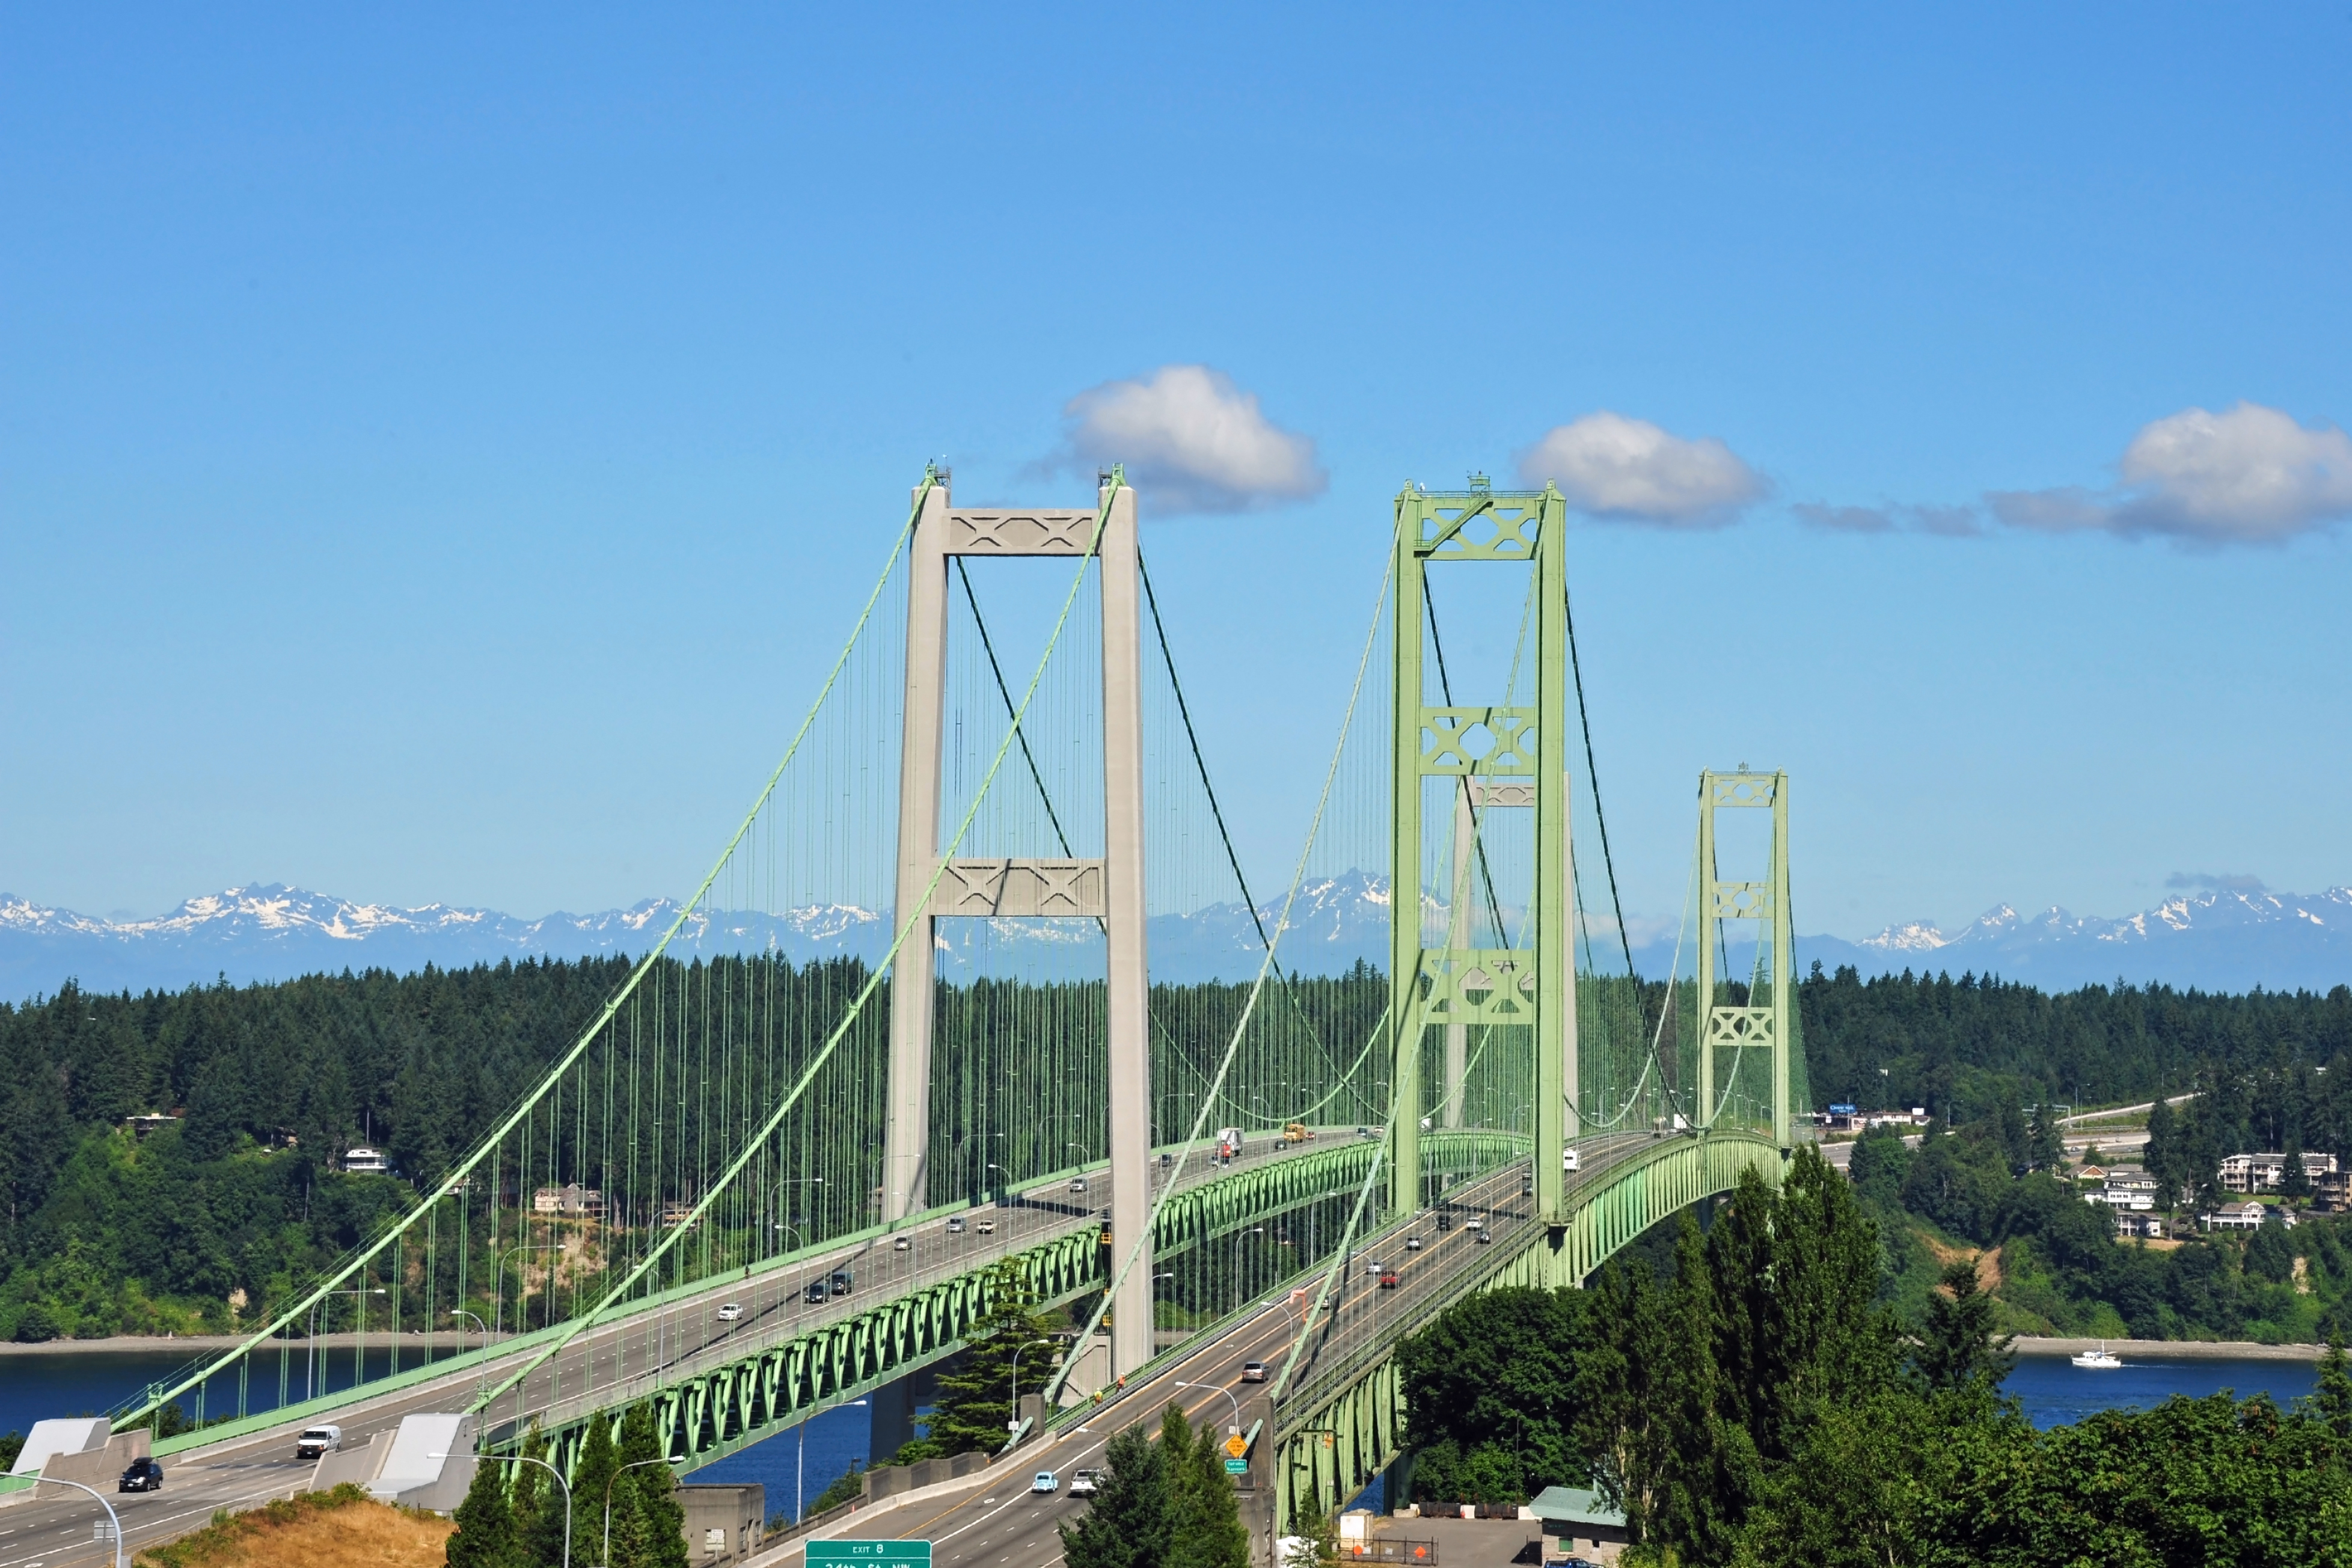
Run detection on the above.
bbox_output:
[601,1454,684,1567]
[33,1475,127,1568]
[1174,1380,1243,1436]
[771,1178,824,1269]
[1006,1337,1058,1434]
[447,1308,490,1401]
[800,1398,868,1523]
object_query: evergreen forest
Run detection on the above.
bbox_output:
[3,955,2350,1341]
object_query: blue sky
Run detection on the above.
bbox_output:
[4,4,2348,939]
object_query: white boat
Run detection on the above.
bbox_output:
[2071,1342,2122,1369]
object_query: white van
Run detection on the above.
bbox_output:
[296,1425,343,1460]
[1216,1127,1243,1159]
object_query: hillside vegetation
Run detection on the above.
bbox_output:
[1,956,2348,1339]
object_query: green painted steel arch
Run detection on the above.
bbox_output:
[1272,1133,1783,1533]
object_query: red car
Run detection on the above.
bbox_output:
[1379,1267,1400,1289]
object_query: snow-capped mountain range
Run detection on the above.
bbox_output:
[0,875,1396,1000]
[3,877,2346,1002]
[1793,886,2352,994]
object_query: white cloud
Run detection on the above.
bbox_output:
[2166,872,2265,893]
[1989,402,2352,544]
[1053,365,1325,513]
[1516,411,1765,527]
[1793,501,1983,536]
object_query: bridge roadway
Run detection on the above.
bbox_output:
[0,1133,1357,1568]
[754,1134,1666,1568]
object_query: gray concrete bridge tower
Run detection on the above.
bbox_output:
[882,473,1155,1379]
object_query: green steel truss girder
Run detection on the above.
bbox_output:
[516,1227,1104,1480]
[1391,483,1571,1222]
[1694,770,1795,1145]
[513,1133,1527,1478]
[1271,1132,1784,1533]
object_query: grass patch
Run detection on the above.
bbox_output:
[134,1483,453,1568]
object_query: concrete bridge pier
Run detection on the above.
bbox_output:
[1380,1449,1415,1517]
[871,1372,920,1463]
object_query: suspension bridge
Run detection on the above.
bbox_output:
[13,470,1810,1560]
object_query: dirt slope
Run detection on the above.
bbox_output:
[135,1484,453,1568]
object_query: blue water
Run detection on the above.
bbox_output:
[2006,1353,2318,1429]
[0,1346,424,1441]
[691,1402,879,1527]
[4,1349,2321,1513]
[0,1349,889,1528]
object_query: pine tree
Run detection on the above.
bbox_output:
[926,1260,1059,1456]
[1059,1419,1169,1568]
[1283,1502,1343,1568]
[573,1415,621,1568]
[1581,1258,1671,1536]
[614,1403,687,1568]
[512,1427,566,1568]
[1995,1095,2030,1175]
[606,1492,657,1568]
[2027,1103,2065,1172]
[1913,1258,2015,1392]
[1646,1215,1754,1564]
[1166,1410,1250,1568]
[447,1453,521,1568]
[2313,1335,2352,1439]
[2282,1138,2311,1200]
[2145,1097,2181,1208]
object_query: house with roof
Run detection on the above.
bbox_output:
[2316,1168,2350,1212]
[2220,1152,2341,1193]
[1530,1485,1629,1564]
[2200,1200,2268,1231]
[532,1183,605,1219]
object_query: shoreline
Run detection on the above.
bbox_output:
[0,1331,498,1356]
[2012,1336,2327,1362]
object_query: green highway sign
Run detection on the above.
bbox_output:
[1223,1458,1249,1474]
[809,1544,933,1568]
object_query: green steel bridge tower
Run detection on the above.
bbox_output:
[1388,480,1576,1227]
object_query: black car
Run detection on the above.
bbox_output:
[803,1281,828,1303]
[119,1456,164,1492]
